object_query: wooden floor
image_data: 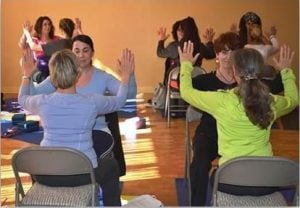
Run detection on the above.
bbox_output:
[1,93,299,206]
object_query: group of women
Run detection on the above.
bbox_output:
[18,16,136,206]
[156,11,298,206]
[17,11,298,207]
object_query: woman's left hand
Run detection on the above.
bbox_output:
[117,48,135,84]
[21,48,36,77]
[203,27,215,42]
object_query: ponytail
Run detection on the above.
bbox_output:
[232,48,274,129]
[237,79,274,129]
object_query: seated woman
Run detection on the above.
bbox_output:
[157,17,215,86]
[26,34,137,175]
[179,41,298,195]
[18,47,135,206]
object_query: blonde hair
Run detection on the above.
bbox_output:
[49,49,80,89]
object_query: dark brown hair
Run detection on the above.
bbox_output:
[214,32,241,53]
[34,16,55,39]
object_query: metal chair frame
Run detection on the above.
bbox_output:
[184,105,203,206]
[212,156,299,206]
[165,66,206,127]
[12,146,98,207]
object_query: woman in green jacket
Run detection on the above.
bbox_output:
[179,41,298,165]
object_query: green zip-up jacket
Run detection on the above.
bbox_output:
[180,61,299,165]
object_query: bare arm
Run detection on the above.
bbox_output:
[18,48,41,114]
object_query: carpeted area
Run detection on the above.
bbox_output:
[175,178,189,206]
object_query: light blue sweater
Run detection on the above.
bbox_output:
[29,67,137,134]
[18,83,128,168]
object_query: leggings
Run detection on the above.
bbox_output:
[190,130,218,206]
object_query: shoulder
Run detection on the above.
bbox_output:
[93,67,112,77]
[52,36,61,41]
[92,67,119,82]
[193,71,216,81]
[192,71,217,89]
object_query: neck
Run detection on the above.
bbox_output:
[217,67,235,84]
[56,86,76,94]
[81,65,93,73]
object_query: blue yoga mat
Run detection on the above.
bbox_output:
[1,122,43,145]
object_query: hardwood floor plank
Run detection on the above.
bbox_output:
[1,93,298,206]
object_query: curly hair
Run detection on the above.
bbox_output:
[34,16,55,39]
[232,48,274,129]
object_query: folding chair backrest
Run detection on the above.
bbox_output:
[12,146,95,177]
[215,156,299,187]
[12,146,97,206]
[212,156,299,206]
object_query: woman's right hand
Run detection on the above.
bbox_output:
[273,45,294,71]
[157,27,169,41]
[23,20,32,33]
[117,48,135,84]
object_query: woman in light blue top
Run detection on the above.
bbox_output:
[27,34,136,164]
[19,47,134,206]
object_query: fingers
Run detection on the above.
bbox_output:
[119,48,135,74]
[178,41,197,64]
[183,40,193,54]
[179,41,194,54]
[273,44,294,70]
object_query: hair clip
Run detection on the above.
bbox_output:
[243,74,258,81]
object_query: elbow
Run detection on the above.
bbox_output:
[156,51,164,58]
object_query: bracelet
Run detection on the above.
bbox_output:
[22,75,31,80]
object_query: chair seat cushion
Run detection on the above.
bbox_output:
[21,182,94,206]
[216,191,287,206]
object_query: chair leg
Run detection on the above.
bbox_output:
[167,97,171,128]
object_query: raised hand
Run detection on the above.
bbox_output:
[23,20,32,33]
[73,18,83,37]
[230,23,238,33]
[117,48,135,84]
[157,27,169,41]
[264,25,277,38]
[178,41,200,65]
[21,48,36,77]
[272,45,294,71]
[202,27,215,42]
